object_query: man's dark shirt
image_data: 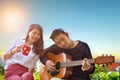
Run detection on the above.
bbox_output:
[40,40,95,80]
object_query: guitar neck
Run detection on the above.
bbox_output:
[60,59,94,68]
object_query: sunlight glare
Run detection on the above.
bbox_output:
[0,5,27,34]
[5,13,20,26]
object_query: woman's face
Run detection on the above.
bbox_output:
[28,28,40,43]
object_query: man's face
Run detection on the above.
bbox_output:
[53,33,71,49]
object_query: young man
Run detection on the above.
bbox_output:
[40,28,95,80]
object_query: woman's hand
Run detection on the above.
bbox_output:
[28,68,35,73]
[4,45,23,61]
[12,45,23,54]
[4,52,13,61]
[81,58,91,71]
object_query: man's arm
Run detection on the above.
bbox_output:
[40,44,62,64]
[83,43,95,74]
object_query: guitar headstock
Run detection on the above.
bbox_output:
[94,54,115,64]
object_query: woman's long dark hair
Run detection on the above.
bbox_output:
[25,24,44,57]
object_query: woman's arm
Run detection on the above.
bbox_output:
[3,45,22,61]
[3,49,16,61]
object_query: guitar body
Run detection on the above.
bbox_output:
[40,53,73,80]
[40,53,114,80]
[40,64,50,80]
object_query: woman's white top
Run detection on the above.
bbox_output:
[2,39,39,69]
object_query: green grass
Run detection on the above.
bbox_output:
[0,75,4,80]
[90,64,120,80]
[34,72,40,80]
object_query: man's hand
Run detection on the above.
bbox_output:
[81,58,91,71]
[46,60,56,71]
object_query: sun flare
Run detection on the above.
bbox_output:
[5,13,20,26]
[0,5,27,34]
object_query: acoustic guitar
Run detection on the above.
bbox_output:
[40,52,94,80]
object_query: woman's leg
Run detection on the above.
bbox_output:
[5,75,21,80]
[5,64,29,80]
[22,72,34,80]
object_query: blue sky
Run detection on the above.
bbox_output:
[0,0,120,58]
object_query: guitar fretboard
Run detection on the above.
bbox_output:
[60,59,94,68]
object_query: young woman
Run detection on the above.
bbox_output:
[2,24,44,80]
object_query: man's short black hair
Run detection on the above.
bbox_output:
[50,28,65,40]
